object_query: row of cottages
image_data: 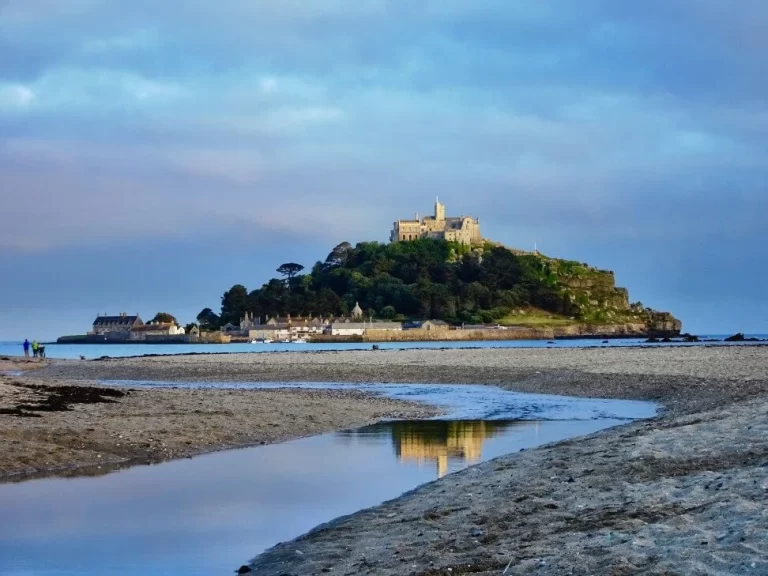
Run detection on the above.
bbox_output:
[246,314,328,341]
[243,314,406,340]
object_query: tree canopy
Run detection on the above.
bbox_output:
[196,307,221,330]
[277,262,305,280]
[220,284,248,326]
[202,239,581,327]
[151,312,177,324]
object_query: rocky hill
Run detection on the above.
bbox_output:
[521,254,682,336]
[210,239,682,338]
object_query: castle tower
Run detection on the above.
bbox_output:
[434,197,445,222]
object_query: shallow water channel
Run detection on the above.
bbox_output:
[0,383,656,576]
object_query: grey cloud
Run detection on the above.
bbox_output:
[1,0,767,336]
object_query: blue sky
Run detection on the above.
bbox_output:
[1,0,767,340]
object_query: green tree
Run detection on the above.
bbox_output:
[220,284,249,326]
[196,308,220,330]
[277,263,305,281]
[184,322,198,333]
[151,312,177,324]
[380,305,396,319]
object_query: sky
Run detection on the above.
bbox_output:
[1,0,767,340]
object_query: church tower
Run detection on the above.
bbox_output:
[434,197,445,221]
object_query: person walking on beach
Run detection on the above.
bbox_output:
[31,340,39,358]
[23,339,30,358]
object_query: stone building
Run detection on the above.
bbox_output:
[390,199,482,246]
[91,313,143,336]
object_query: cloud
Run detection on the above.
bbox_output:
[0,68,185,117]
[0,84,35,109]
[1,0,768,335]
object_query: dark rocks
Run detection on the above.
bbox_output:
[723,333,761,342]
[3,382,125,417]
[470,528,484,537]
[681,333,700,342]
[645,337,660,343]
[236,566,252,574]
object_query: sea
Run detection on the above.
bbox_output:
[1,335,766,360]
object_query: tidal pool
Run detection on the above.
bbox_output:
[0,383,656,576]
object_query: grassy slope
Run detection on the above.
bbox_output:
[497,307,576,327]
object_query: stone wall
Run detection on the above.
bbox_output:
[310,321,680,343]
[310,334,364,343]
[363,327,553,342]
[196,332,231,343]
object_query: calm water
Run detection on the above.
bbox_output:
[1,334,766,359]
[0,382,655,576]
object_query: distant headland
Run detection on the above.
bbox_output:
[58,201,682,344]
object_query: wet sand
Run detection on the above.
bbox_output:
[0,359,437,482]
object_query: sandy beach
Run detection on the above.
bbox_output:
[0,358,437,482]
[3,346,768,574]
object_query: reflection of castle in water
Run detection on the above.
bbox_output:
[360,420,539,478]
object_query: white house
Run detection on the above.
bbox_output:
[129,322,185,341]
[249,325,290,341]
[328,322,367,336]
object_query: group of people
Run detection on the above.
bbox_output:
[22,339,45,359]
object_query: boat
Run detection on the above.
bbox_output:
[250,339,274,344]
[293,338,308,344]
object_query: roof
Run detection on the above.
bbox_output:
[265,316,319,325]
[93,315,140,326]
[423,319,449,326]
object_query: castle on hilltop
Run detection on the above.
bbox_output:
[390,199,482,246]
